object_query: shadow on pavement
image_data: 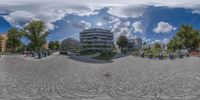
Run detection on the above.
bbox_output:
[66,53,130,64]
[112,53,129,59]
[67,55,113,64]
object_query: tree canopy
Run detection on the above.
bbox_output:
[6,28,23,52]
[116,35,128,48]
[23,20,48,51]
[168,24,200,51]
[48,41,60,50]
[154,43,161,49]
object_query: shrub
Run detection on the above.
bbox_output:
[94,52,116,60]
[80,50,96,55]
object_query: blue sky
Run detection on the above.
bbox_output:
[0,0,200,44]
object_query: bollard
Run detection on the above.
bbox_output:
[159,53,163,60]
[31,51,35,57]
[38,51,42,59]
[44,51,47,57]
[148,53,153,59]
[169,53,174,60]
[141,52,144,58]
[178,52,183,59]
[186,52,189,57]
[47,50,50,56]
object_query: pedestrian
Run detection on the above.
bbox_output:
[186,51,189,57]
[38,51,42,59]
[159,53,163,60]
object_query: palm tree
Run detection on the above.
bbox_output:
[116,35,129,53]
[23,20,48,51]
[116,35,128,49]
[168,37,183,52]
[176,24,193,50]
[169,24,200,52]
[48,41,60,50]
[190,30,200,50]
[6,28,23,52]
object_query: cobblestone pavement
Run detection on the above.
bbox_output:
[0,55,200,100]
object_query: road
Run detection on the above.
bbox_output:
[0,55,200,100]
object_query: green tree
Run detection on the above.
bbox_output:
[48,41,60,50]
[154,43,161,49]
[23,20,48,51]
[168,37,182,52]
[168,24,200,52]
[190,30,200,50]
[116,35,128,49]
[116,35,129,53]
[6,28,23,52]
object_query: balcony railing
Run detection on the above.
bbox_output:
[80,36,113,40]
[81,39,113,43]
[82,47,112,50]
[80,33,113,37]
[81,43,113,46]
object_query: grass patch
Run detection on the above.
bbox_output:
[94,52,116,60]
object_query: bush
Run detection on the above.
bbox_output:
[94,52,116,60]
[121,47,128,54]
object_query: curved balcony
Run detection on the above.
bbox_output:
[80,33,113,37]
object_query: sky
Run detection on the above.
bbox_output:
[0,0,200,44]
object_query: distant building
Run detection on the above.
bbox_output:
[157,42,168,50]
[127,39,135,51]
[142,43,152,49]
[80,28,114,52]
[0,33,8,52]
[61,38,79,52]
[142,42,169,50]
[134,38,142,49]
[128,38,142,50]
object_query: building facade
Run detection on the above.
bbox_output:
[80,28,114,52]
[128,38,142,50]
[134,38,142,49]
[61,38,80,52]
[0,34,8,52]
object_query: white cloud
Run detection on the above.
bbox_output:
[66,20,71,23]
[145,39,151,42]
[72,20,91,29]
[155,40,161,43]
[192,10,200,14]
[107,5,146,18]
[103,15,119,24]
[1,0,200,14]
[3,11,35,28]
[0,3,98,30]
[1,0,200,30]
[152,38,170,44]
[163,38,170,44]
[111,20,134,40]
[142,37,151,43]
[153,21,176,33]
[132,21,144,33]
[3,10,67,30]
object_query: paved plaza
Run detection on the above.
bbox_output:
[0,55,200,100]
